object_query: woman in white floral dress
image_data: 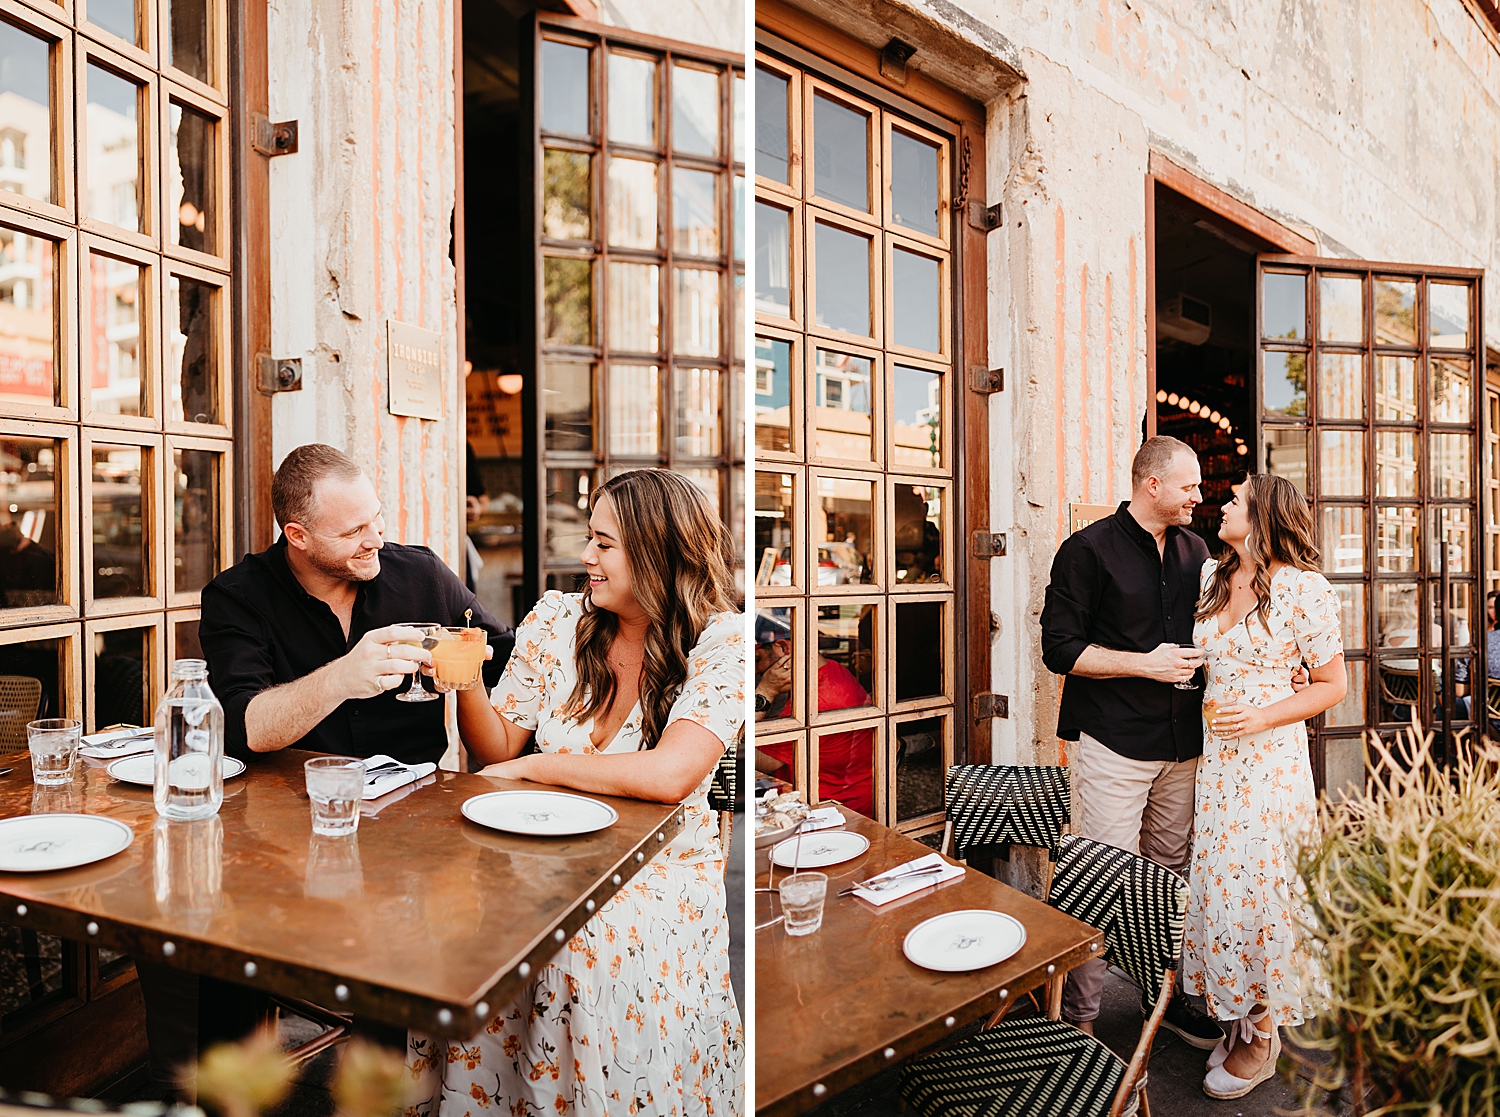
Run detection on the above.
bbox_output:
[408,469,745,1117]
[1184,474,1346,1101]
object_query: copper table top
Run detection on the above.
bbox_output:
[0,749,683,1037]
[754,808,1103,1116]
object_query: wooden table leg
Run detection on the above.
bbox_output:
[1047,976,1065,1020]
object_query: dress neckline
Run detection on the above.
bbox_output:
[1213,563,1290,638]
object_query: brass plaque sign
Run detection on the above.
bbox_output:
[387,319,443,420]
[1069,503,1118,533]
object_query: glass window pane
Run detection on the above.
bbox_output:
[730,366,744,459]
[673,268,719,356]
[607,365,659,455]
[544,467,592,560]
[605,158,656,249]
[1262,351,1306,418]
[1430,357,1472,424]
[1320,506,1364,573]
[1429,281,1469,348]
[1325,665,1367,730]
[813,720,875,818]
[1262,271,1305,340]
[892,247,940,352]
[892,365,943,471]
[754,336,793,455]
[167,275,218,424]
[1374,279,1417,346]
[895,714,944,821]
[1333,583,1366,650]
[1319,274,1363,343]
[1431,432,1472,499]
[1376,506,1420,573]
[1377,583,1420,648]
[894,485,943,584]
[815,603,876,714]
[1432,583,1474,648]
[755,66,788,184]
[0,636,64,744]
[1376,659,1419,723]
[0,437,60,609]
[543,359,593,452]
[0,21,52,206]
[1264,427,1307,493]
[753,604,793,708]
[88,0,139,44]
[87,253,143,417]
[675,366,720,457]
[94,626,148,727]
[607,53,654,147]
[671,168,717,257]
[672,65,718,156]
[1374,430,1417,497]
[812,93,868,212]
[814,222,871,337]
[1375,355,1417,421]
[92,444,145,598]
[541,41,590,137]
[895,601,943,702]
[732,73,744,164]
[733,273,743,362]
[890,128,940,237]
[174,617,201,659]
[169,102,216,255]
[543,150,591,240]
[813,474,874,585]
[0,227,58,406]
[86,63,141,232]
[1318,430,1364,496]
[167,0,210,83]
[0,922,66,1019]
[814,349,872,462]
[544,257,592,346]
[754,470,794,587]
[733,175,744,263]
[173,448,218,594]
[754,202,789,317]
[1431,506,1472,574]
[606,262,658,353]
[679,467,720,515]
[1317,352,1363,419]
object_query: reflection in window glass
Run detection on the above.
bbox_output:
[675,367,720,457]
[168,0,210,82]
[755,66,789,184]
[813,720,875,818]
[544,468,592,560]
[814,222,870,336]
[607,53,655,147]
[0,637,63,742]
[92,444,145,599]
[607,365,658,456]
[606,262,658,352]
[0,437,60,609]
[894,485,942,584]
[815,602,876,720]
[89,0,138,44]
[732,74,744,163]
[733,175,744,263]
[1318,431,1364,497]
[0,227,57,406]
[1263,427,1307,493]
[1374,430,1417,497]
[812,93,867,212]
[94,626,147,728]
[814,349,872,462]
[168,275,217,424]
[174,616,202,660]
[892,248,940,352]
[1332,583,1366,649]
[754,336,792,454]
[1324,666,1367,732]
[672,65,718,156]
[892,365,942,470]
[1431,583,1473,647]
[86,63,141,232]
[814,474,873,585]
[672,168,717,257]
[1319,274,1363,342]
[1317,352,1363,419]
[733,274,744,362]
[543,360,593,452]
[173,448,218,594]
[87,253,142,416]
[679,468,720,515]
[1431,433,1472,499]
[0,922,66,1018]
[1377,582,1419,649]
[169,103,215,255]
[1375,506,1419,573]
[543,150,591,240]
[1262,351,1306,418]
[754,203,789,317]
[1320,506,1364,573]
[895,715,943,821]
[754,471,794,587]
[1430,357,1471,423]
[890,129,940,237]
[1429,282,1469,348]
[541,42,590,137]
[544,257,591,346]
[895,601,943,701]
[1374,279,1417,346]
[1262,271,1304,340]
[0,21,52,206]
[673,268,719,356]
[752,604,793,715]
[1431,506,1471,573]
[1375,355,1416,421]
[605,158,656,249]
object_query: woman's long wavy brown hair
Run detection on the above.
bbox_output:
[1195,473,1320,638]
[567,469,739,749]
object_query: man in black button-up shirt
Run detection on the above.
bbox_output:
[1040,435,1221,1048]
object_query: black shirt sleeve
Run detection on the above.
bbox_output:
[198,581,276,761]
[1040,535,1100,676]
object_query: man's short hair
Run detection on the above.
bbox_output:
[1131,435,1195,491]
[272,444,362,530]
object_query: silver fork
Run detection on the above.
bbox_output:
[838,865,944,897]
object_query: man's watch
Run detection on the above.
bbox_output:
[754,692,771,712]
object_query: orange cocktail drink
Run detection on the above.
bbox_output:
[431,627,487,691]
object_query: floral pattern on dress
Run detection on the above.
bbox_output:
[1181,562,1342,1027]
[406,592,746,1117]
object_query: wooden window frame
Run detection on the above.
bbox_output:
[160,77,231,271]
[883,232,951,362]
[0,207,78,422]
[887,590,954,713]
[82,608,162,731]
[161,256,231,436]
[159,0,229,103]
[804,208,882,348]
[880,113,951,252]
[884,352,949,478]
[164,430,231,604]
[809,467,885,595]
[753,600,804,729]
[0,417,81,627]
[807,339,882,470]
[0,619,83,721]
[751,325,801,461]
[75,41,159,250]
[752,52,800,200]
[753,727,805,791]
[886,475,953,592]
[802,75,880,225]
[889,707,952,831]
[78,0,155,68]
[79,427,165,616]
[0,1,75,225]
[78,232,159,430]
[810,715,884,815]
[751,194,799,329]
[753,462,802,596]
[809,594,883,723]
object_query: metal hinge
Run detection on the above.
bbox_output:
[252,114,299,156]
[973,692,1010,721]
[969,366,1004,394]
[971,531,1007,558]
[257,354,303,394]
[967,200,1002,231]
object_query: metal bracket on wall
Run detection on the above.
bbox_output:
[971,531,1007,558]
[972,692,1010,722]
[257,355,303,394]
[252,114,299,156]
[879,38,916,83]
[967,200,1002,231]
[969,366,1004,394]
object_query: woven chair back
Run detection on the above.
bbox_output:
[943,764,1070,861]
[0,676,43,753]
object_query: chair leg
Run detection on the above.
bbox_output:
[719,811,734,869]
[1138,1086,1152,1117]
[940,820,953,858]
[1046,976,1064,1021]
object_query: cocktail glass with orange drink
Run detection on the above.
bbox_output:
[430,626,487,692]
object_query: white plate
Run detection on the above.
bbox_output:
[903,909,1027,972]
[0,814,135,873]
[461,790,619,836]
[106,754,246,786]
[769,830,870,868]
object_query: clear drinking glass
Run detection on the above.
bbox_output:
[27,718,81,785]
[305,757,365,837]
[1175,641,1201,691]
[154,658,225,820]
[394,622,442,703]
[431,627,487,692]
[778,871,828,936]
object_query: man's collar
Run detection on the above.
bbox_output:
[1116,501,1177,550]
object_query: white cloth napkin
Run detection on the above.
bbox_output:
[80,728,154,759]
[361,754,438,800]
[797,806,845,833]
[852,852,965,906]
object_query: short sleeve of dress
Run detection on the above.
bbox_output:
[666,612,747,751]
[1200,557,1219,593]
[491,591,576,729]
[1291,570,1344,668]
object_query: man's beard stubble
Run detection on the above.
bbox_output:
[304,543,381,582]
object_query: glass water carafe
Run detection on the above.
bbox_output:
[154,659,224,820]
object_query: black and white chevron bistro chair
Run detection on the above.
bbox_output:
[942,765,1071,893]
[900,835,1189,1117]
[708,724,742,864]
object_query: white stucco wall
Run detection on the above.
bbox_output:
[603,0,746,54]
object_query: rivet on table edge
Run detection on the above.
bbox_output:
[945,1016,955,1028]
[1090,942,1098,951]
[335,984,349,1002]
[518,963,531,978]
[657,832,664,842]
[812,1085,827,1097]
[244,962,258,978]
[163,942,176,957]
[86,922,98,936]
[554,928,566,943]
[438,1009,453,1026]
[14,904,25,917]
[883,1048,895,1059]
[585,900,595,912]
[612,874,621,885]
[636,852,644,863]
[477,1001,489,1017]
[1046,964,1055,975]
[999,989,1008,1000]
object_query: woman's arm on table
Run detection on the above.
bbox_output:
[456,685,534,766]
